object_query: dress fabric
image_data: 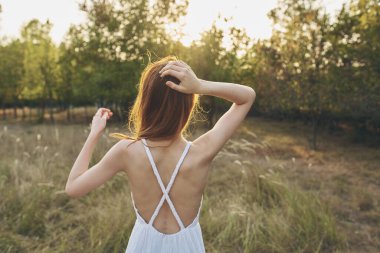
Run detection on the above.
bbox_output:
[125,138,206,253]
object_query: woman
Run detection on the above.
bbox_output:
[65,56,256,252]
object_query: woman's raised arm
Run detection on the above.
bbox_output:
[160,60,256,162]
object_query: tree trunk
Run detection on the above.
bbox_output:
[3,105,7,120]
[84,106,90,124]
[39,99,46,123]
[117,103,124,122]
[72,105,76,121]
[49,103,55,124]
[21,105,26,121]
[29,107,32,120]
[66,103,72,122]
[13,104,17,119]
[310,112,320,150]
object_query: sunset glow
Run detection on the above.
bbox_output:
[1,0,348,45]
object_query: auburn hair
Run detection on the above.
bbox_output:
[109,56,199,144]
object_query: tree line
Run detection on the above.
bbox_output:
[0,0,379,149]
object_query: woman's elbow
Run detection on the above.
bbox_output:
[65,187,76,198]
[65,185,82,198]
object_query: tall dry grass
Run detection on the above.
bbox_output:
[0,122,344,252]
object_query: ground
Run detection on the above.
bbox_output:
[0,110,379,252]
[246,117,379,253]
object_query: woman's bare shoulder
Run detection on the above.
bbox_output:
[111,138,143,159]
[107,139,146,173]
[116,139,143,154]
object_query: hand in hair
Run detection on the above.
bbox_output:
[159,60,202,94]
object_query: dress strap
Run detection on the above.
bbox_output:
[141,138,191,230]
[196,195,204,219]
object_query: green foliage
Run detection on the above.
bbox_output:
[0,39,24,105]
[0,0,378,139]
[241,0,380,148]
[0,233,26,253]
[328,0,380,126]
[20,20,60,101]
[201,160,344,253]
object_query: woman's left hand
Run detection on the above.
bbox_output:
[90,108,113,137]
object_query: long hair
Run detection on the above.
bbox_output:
[109,56,199,144]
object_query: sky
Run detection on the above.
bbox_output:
[0,0,348,46]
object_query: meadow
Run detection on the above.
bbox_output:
[0,112,379,253]
[1,0,379,252]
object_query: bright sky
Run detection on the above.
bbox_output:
[0,0,348,46]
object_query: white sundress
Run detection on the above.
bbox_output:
[125,138,206,253]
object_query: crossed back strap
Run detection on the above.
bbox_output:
[141,138,191,230]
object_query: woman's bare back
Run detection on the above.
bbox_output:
[121,137,210,234]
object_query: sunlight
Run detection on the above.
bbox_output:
[1,0,347,45]
[179,0,278,46]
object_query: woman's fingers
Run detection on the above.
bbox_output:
[95,108,112,118]
[176,60,191,69]
[165,81,186,92]
[159,60,196,94]
[160,69,183,80]
[96,108,109,114]
[160,64,185,74]
[168,60,190,70]
[165,81,179,90]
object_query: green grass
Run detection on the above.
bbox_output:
[0,121,347,253]
[202,149,343,253]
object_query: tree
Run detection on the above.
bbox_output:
[20,19,60,123]
[60,0,189,122]
[328,0,380,142]
[266,0,332,150]
[0,39,25,119]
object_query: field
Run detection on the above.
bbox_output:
[0,113,379,253]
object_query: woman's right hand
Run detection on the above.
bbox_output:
[159,60,203,94]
